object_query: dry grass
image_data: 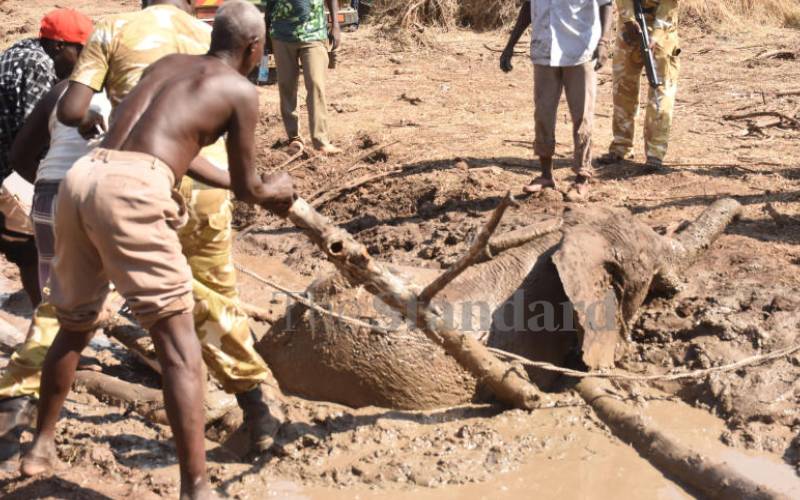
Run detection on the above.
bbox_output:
[373,0,517,31]
[681,0,800,28]
[373,0,800,31]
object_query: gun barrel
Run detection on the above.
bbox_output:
[634,1,663,88]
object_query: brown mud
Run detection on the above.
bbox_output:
[2,0,800,497]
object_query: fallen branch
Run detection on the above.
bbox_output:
[764,202,800,227]
[418,193,514,304]
[345,140,400,173]
[308,166,405,208]
[105,319,160,374]
[482,43,525,55]
[74,370,168,425]
[287,197,546,410]
[577,378,786,499]
[273,149,305,171]
[723,111,800,129]
[74,370,238,426]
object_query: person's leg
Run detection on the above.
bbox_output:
[272,40,302,143]
[20,326,94,476]
[606,39,644,160]
[176,178,283,452]
[563,61,597,200]
[644,30,680,163]
[300,41,339,153]
[150,312,211,499]
[526,64,563,193]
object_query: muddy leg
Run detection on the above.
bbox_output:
[149,313,214,500]
[20,327,94,476]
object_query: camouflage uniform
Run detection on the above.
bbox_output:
[608,0,680,161]
[0,5,269,399]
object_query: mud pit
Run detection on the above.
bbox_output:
[2,0,800,498]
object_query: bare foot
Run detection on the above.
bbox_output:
[313,143,342,156]
[522,176,556,194]
[20,437,58,477]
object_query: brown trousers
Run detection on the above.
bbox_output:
[272,39,331,148]
[533,61,596,177]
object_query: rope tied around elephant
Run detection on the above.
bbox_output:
[236,263,800,383]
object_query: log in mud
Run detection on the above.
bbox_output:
[576,378,790,500]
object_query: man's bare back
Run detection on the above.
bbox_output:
[102,53,254,183]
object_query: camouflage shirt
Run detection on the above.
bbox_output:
[266,0,328,44]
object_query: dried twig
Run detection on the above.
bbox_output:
[764,202,799,226]
[418,193,515,304]
[345,140,401,173]
[482,43,525,55]
[723,111,800,129]
[287,197,547,410]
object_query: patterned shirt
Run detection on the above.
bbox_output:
[529,0,612,67]
[267,0,327,43]
[0,39,57,181]
[69,4,227,169]
[69,4,211,107]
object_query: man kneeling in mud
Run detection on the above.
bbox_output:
[19,2,293,497]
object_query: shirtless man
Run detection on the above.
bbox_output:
[19,2,292,498]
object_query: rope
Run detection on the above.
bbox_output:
[236,263,800,382]
[234,263,394,335]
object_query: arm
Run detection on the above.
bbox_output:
[57,21,111,136]
[594,1,614,70]
[264,0,274,52]
[500,3,531,73]
[10,81,68,183]
[325,0,341,50]
[187,156,231,189]
[57,82,105,139]
[226,83,294,215]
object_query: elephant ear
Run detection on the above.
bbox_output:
[552,209,668,369]
[552,225,623,369]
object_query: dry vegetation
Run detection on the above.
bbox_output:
[373,0,800,31]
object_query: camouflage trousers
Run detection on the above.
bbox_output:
[608,28,681,161]
[0,178,269,398]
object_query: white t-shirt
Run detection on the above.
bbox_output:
[529,0,612,67]
[36,92,112,183]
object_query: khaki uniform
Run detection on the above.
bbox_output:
[608,0,680,161]
[0,5,269,398]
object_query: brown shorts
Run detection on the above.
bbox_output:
[49,149,194,331]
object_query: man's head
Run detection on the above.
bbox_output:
[142,0,195,15]
[210,0,266,76]
[39,9,93,79]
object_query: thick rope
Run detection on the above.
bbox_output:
[236,263,800,382]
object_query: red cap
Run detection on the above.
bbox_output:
[40,9,93,45]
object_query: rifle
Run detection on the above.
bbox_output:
[633,0,662,88]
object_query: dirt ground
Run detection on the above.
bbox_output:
[1,0,800,498]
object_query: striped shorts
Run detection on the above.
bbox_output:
[31,180,61,294]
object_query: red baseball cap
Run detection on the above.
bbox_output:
[40,8,93,45]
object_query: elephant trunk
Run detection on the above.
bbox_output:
[669,197,743,268]
[654,198,742,295]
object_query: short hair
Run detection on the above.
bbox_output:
[211,0,266,52]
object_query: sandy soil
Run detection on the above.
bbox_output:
[1,0,800,498]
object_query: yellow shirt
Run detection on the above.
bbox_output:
[69,4,227,169]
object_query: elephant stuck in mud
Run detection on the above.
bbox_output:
[258,199,742,410]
